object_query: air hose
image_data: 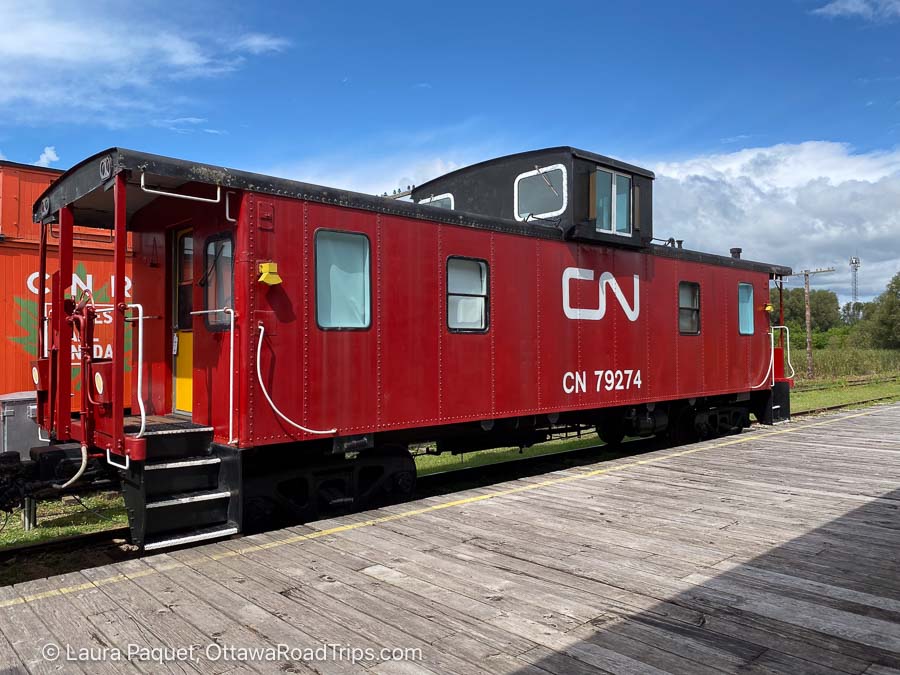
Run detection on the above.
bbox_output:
[256,323,336,435]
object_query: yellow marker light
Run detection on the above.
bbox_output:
[764,303,774,312]
[258,261,283,286]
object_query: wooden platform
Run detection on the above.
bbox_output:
[1,405,898,674]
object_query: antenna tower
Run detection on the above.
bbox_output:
[849,256,861,305]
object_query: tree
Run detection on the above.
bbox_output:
[869,272,900,349]
[769,287,840,332]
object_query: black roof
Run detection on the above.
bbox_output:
[32,147,790,276]
[414,146,654,196]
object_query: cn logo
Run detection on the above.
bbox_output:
[562,268,640,322]
[99,155,112,181]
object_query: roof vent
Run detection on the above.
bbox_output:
[730,247,742,259]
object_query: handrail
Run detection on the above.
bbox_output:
[751,330,776,390]
[775,325,796,379]
[191,308,236,443]
[225,191,237,223]
[140,172,222,204]
[126,304,146,438]
[751,324,794,390]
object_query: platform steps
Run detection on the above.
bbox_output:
[121,431,241,550]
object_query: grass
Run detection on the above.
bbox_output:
[790,379,900,413]
[3,376,898,551]
[414,432,606,476]
[795,349,900,383]
[0,493,127,550]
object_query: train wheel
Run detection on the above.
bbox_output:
[596,419,626,446]
[667,406,699,446]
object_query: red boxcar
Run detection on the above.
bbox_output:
[13,146,790,550]
[0,160,134,400]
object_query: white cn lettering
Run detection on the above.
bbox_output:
[562,268,640,322]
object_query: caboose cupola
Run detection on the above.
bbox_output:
[411,147,655,248]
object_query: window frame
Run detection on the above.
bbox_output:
[513,163,568,222]
[678,281,701,336]
[418,193,455,210]
[738,282,755,336]
[446,255,490,334]
[201,231,235,332]
[174,229,194,331]
[314,228,373,332]
[593,168,633,237]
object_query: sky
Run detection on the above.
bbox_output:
[1,0,898,302]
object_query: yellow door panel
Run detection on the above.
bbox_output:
[174,329,193,413]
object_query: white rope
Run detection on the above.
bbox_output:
[255,323,336,435]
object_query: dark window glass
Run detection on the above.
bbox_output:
[679,281,700,335]
[176,232,193,330]
[203,236,234,328]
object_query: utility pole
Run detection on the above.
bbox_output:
[788,268,835,379]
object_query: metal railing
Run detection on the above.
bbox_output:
[752,325,793,389]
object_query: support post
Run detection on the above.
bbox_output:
[804,272,813,380]
[112,175,127,452]
[36,222,48,429]
[55,207,74,438]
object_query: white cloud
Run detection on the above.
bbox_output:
[230,33,290,55]
[34,146,59,167]
[652,141,900,301]
[0,149,6,161]
[813,0,900,20]
[0,2,288,126]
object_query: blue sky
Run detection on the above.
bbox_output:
[1,0,899,300]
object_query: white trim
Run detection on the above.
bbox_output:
[418,193,454,210]
[146,490,231,509]
[595,169,633,237]
[514,164,568,222]
[144,457,221,471]
[144,525,238,550]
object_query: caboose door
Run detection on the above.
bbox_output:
[173,228,194,414]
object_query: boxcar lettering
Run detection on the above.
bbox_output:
[563,370,587,394]
[594,369,643,392]
[562,268,640,322]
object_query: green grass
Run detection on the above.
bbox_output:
[795,349,900,383]
[414,432,606,476]
[790,379,900,413]
[0,493,127,549]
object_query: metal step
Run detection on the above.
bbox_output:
[144,523,239,551]
[146,489,231,509]
[145,457,221,471]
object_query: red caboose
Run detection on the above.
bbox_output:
[12,147,791,549]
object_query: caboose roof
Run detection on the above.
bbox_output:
[32,147,790,276]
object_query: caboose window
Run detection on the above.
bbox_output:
[418,193,454,210]
[738,283,754,335]
[514,164,567,222]
[678,282,700,335]
[593,169,632,235]
[203,235,234,328]
[447,257,488,332]
[316,230,371,329]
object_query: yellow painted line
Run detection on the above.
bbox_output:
[0,407,884,609]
